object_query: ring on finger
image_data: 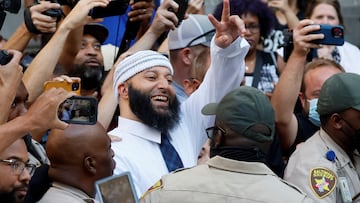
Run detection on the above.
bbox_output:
[143,9,146,14]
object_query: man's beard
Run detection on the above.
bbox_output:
[128,84,180,133]
[0,190,16,203]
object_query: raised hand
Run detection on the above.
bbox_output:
[25,88,75,131]
[207,0,246,48]
[268,0,292,13]
[61,0,111,30]
[29,1,61,33]
[292,19,322,56]
[0,50,23,124]
[147,0,180,35]
[128,0,154,22]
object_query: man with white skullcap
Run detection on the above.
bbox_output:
[109,0,250,197]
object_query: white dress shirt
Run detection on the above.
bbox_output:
[337,41,360,74]
[109,36,249,197]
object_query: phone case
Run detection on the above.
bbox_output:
[311,24,344,46]
[43,81,81,95]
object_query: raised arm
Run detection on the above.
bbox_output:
[23,0,110,104]
[0,88,73,153]
[0,50,23,124]
[268,0,299,30]
[183,0,249,154]
[125,0,179,53]
[271,19,322,150]
[3,1,60,51]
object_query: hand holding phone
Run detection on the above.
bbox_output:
[309,24,344,46]
[170,0,188,26]
[44,81,81,95]
[89,0,130,18]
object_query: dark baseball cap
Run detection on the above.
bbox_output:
[317,73,360,116]
[83,23,109,44]
[202,86,275,143]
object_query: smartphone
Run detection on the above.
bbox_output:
[59,96,98,125]
[172,0,188,26]
[89,0,129,19]
[43,81,81,95]
[95,172,139,203]
[310,24,344,46]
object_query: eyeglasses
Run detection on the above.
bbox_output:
[245,24,260,34]
[186,29,216,47]
[0,159,36,176]
[205,126,226,139]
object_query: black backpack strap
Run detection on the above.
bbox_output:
[251,51,264,88]
[252,51,279,88]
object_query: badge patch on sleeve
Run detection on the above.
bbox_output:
[309,167,337,198]
[141,179,163,199]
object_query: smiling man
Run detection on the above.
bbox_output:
[109,0,250,198]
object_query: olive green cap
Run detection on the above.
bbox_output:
[317,72,360,116]
[202,86,274,142]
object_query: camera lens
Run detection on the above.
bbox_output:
[332,27,343,38]
[72,82,80,91]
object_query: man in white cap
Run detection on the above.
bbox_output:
[167,14,215,102]
[110,0,249,197]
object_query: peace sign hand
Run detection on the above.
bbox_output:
[208,0,246,49]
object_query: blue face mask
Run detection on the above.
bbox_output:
[308,98,321,127]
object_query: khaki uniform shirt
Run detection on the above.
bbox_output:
[38,182,98,203]
[141,156,313,203]
[284,128,360,202]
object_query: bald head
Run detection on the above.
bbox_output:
[46,122,114,196]
[48,123,104,163]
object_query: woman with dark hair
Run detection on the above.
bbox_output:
[214,0,285,177]
[214,0,284,97]
[306,0,360,74]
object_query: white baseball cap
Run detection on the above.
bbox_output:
[168,14,215,50]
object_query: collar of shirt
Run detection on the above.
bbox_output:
[52,182,98,202]
[172,81,188,103]
[207,156,276,176]
[319,128,353,168]
[115,116,162,144]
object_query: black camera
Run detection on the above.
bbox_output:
[41,0,63,21]
[283,30,316,63]
[0,0,21,30]
[0,49,13,65]
[0,0,21,13]
[89,0,129,19]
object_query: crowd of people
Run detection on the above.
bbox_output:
[1,0,360,202]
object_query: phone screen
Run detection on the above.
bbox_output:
[59,96,97,125]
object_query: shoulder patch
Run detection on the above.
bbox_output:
[147,179,163,192]
[309,167,337,199]
[141,179,163,199]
